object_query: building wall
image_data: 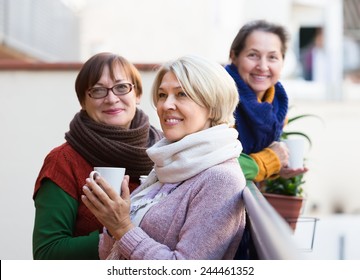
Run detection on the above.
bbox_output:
[80,0,245,64]
[0,0,80,61]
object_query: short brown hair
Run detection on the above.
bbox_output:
[229,20,290,59]
[75,52,142,105]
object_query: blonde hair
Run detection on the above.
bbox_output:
[151,54,239,127]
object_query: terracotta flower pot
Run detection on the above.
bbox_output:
[263,193,304,231]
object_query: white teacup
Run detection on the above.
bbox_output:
[139,175,148,185]
[90,167,125,194]
[283,138,305,169]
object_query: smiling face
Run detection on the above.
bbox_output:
[81,64,140,128]
[232,30,284,99]
[156,71,211,142]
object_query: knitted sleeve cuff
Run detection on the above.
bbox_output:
[250,148,281,182]
[114,227,147,259]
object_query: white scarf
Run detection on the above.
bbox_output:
[129,124,242,226]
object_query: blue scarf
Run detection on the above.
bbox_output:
[225,63,288,154]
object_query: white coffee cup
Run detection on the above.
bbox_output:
[283,138,305,169]
[139,175,148,185]
[90,167,126,194]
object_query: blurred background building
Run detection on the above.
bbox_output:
[1,0,360,259]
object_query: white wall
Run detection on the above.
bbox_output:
[0,70,79,260]
[80,0,245,64]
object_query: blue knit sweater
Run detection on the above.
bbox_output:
[225,63,288,154]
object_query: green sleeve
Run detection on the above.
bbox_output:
[33,179,100,259]
[238,153,259,181]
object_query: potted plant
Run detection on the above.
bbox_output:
[261,111,320,230]
[262,175,305,230]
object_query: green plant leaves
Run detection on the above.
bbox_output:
[286,113,320,124]
[263,175,305,197]
[263,109,323,196]
[281,113,322,147]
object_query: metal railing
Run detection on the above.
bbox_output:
[242,181,305,259]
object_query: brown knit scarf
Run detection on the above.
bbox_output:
[65,109,163,178]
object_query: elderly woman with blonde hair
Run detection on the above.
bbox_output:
[82,54,246,260]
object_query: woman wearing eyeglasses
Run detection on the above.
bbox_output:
[32,52,163,259]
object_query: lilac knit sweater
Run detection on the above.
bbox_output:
[99,159,246,260]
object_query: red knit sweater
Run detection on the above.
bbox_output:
[34,142,140,236]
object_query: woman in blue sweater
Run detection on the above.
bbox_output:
[226,20,308,182]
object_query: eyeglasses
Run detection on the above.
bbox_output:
[87,83,134,99]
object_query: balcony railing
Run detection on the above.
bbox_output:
[240,181,305,260]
